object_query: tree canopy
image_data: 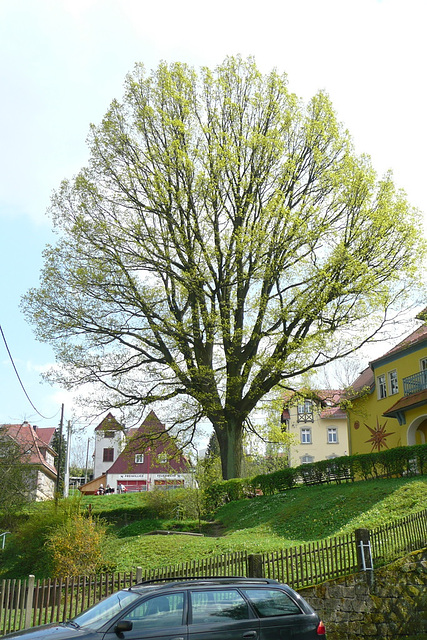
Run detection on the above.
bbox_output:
[23,56,423,479]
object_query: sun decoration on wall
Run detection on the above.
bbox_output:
[364,418,395,452]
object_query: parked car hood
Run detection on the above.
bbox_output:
[3,622,99,640]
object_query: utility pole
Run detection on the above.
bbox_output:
[63,419,72,497]
[84,437,91,483]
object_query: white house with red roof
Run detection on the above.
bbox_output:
[281,390,349,466]
[87,411,192,493]
[0,422,57,500]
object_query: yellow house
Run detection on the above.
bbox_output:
[282,390,349,466]
[348,321,427,454]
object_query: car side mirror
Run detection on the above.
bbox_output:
[115,620,133,634]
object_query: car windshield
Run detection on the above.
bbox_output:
[71,590,140,630]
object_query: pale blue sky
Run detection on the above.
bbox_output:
[1,0,426,436]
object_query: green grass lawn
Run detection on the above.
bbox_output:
[2,476,426,578]
[100,476,427,572]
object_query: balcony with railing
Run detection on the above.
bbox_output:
[403,370,427,396]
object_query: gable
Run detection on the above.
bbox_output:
[106,411,189,475]
[370,324,427,369]
[0,423,57,477]
[95,412,124,433]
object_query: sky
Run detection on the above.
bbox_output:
[0,0,426,447]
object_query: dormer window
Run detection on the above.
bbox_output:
[297,399,314,423]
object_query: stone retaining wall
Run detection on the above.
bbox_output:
[300,548,427,639]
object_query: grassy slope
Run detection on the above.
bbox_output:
[101,476,427,572]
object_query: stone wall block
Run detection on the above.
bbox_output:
[300,548,427,640]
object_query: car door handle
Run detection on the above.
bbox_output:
[243,632,257,639]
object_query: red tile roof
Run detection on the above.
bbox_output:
[349,366,375,394]
[383,388,427,417]
[106,411,189,475]
[371,324,427,365]
[1,423,57,476]
[281,389,347,419]
[36,427,56,446]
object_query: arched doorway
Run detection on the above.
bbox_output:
[407,415,427,445]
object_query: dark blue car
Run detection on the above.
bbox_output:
[4,577,326,640]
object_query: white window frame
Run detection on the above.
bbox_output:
[327,427,338,444]
[297,399,314,423]
[135,454,144,464]
[377,374,387,399]
[300,428,312,444]
[301,454,314,464]
[420,357,427,371]
[388,369,399,395]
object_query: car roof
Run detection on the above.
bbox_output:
[129,577,285,594]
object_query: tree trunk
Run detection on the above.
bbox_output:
[215,418,244,480]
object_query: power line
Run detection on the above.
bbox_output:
[0,324,59,421]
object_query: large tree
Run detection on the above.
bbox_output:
[23,57,422,479]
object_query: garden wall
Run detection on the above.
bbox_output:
[301,548,427,640]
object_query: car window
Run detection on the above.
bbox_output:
[241,588,302,617]
[72,590,140,629]
[190,589,250,624]
[124,593,185,629]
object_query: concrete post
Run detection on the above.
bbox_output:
[355,528,374,586]
[24,575,35,629]
[248,554,264,578]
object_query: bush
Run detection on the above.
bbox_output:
[252,467,297,495]
[144,488,202,520]
[2,497,82,578]
[46,514,111,578]
[203,478,254,514]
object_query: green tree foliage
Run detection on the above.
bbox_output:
[0,427,32,525]
[50,427,67,494]
[22,57,423,480]
[196,432,223,492]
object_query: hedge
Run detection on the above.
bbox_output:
[203,443,427,512]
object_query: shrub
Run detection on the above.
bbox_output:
[46,514,110,578]
[144,487,201,520]
[252,467,297,495]
[203,478,253,514]
[3,497,82,578]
